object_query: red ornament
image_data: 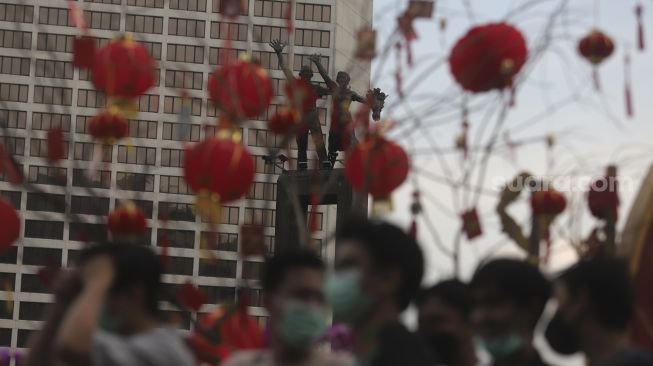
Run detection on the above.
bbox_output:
[284,78,317,114]
[268,107,300,134]
[107,201,148,236]
[73,36,96,69]
[184,138,255,203]
[47,127,65,162]
[0,197,20,250]
[89,111,129,143]
[578,30,615,65]
[177,281,208,311]
[461,208,483,240]
[208,60,273,119]
[93,36,156,98]
[345,137,410,198]
[530,189,566,216]
[449,23,528,92]
[588,166,619,222]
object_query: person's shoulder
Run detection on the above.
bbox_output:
[222,350,269,366]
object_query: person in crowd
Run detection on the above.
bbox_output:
[325,217,437,366]
[470,259,551,366]
[224,249,351,366]
[416,279,479,366]
[25,243,194,366]
[545,258,653,365]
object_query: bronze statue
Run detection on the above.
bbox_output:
[269,40,331,170]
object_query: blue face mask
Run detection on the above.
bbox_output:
[324,270,372,324]
[276,301,328,349]
[475,333,524,359]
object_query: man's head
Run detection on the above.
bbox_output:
[470,259,550,358]
[326,217,424,324]
[299,66,314,81]
[77,243,161,334]
[262,249,327,349]
[545,259,634,355]
[336,71,351,88]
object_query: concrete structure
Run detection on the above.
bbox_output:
[0,0,371,350]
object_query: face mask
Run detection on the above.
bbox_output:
[276,301,328,349]
[420,330,459,365]
[545,311,580,355]
[475,333,524,359]
[324,270,372,324]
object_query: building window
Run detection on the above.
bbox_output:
[0,109,27,130]
[244,207,275,227]
[27,166,67,186]
[168,18,206,38]
[160,175,192,195]
[198,258,237,278]
[293,54,329,72]
[163,96,201,116]
[115,199,153,218]
[0,56,30,76]
[19,302,48,321]
[138,94,159,113]
[87,0,122,4]
[33,85,73,105]
[71,195,110,216]
[128,119,157,139]
[21,274,51,294]
[248,128,283,148]
[252,25,288,44]
[0,83,29,103]
[254,0,290,19]
[200,286,236,304]
[69,222,108,242]
[250,50,286,70]
[33,112,71,132]
[125,14,164,34]
[210,22,248,41]
[36,33,74,53]
[0,163,22,182]
[165,70,203,90]
[0,30,32,50]
[161,148,184,167]
[240,287,264,307]
[0,4,34,23]
[30,138,70,159]
[208,47,246,65]
[167,44,205,64]
[22,247,62,266]
[117,145,156,165]
[38,7,72,27]
[254,155,283,174]
[0,191,21,208]
[141,41,162,60]
[73,142,113,162]
[247,182,277,201]
[26,193,66,213]
[158,202,195,222]
[201,206,239,225]
[116,172,154,192]
[158,229,195,249]
[200,231,238,252]
[212,0,249,15]
[162,122,201,142]
[86,10,121,30]
[170,0,207,11]
[0,247,18,265]
[163,256,194,276]
[127,0,164,7]
[77,89,106,108]
[294,29,330,48]
[256,103,283,121]
[24,220,64,239]
[0,136,25,156]
[296,3,331,22]
[73,168,111,189]
[242,261,262,280]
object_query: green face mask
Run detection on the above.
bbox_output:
[324,270,372,324]
[277,301,328,349]
[475,333,524,359]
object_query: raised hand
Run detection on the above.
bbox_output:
[269,39,285,53]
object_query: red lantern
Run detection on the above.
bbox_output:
[0,197,20,250]
[93,36,156,98]
[449,23,528,92]
[184,138,255,203]
[208,60,273,119]
[345,137,410,198]
[578,30,615,65]
[268,107,300,134]
[531,189,566,216]
[89,111,128,144]
[107,201,148,236]
[588,166,619,222]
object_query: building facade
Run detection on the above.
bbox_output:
[0,0,371,350]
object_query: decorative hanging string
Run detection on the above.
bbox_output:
[395,42,404,99]
[636,3,645,51]
[68,1,89,33]
[285,0,294,33]
[546,134,555,173]
[624,52,634,118]
[409,189,422,239]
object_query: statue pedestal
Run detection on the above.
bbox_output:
[274,168,367,251]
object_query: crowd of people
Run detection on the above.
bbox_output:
[23,217,653,366]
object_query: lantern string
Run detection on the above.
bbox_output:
[636,3,645,51]
[624,52,634,118]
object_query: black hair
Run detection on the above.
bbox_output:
[336,216,424,311]
[77,243,161,315]
[416,279,472,321]
[558,258,634,331]
[261,248,325,293]
[470,259,551,321]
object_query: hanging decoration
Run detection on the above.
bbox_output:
[177,281,208,312]
[578,30,615,90]
[461,208,482,240]
[219,0,246,18]
[46,127,65,163]
[355,27,377,60]
[208,60,273,120]
[409,190,422,239]
[531,186,567,263]
[588,165,619,222]
[636,3,645,51]
[0,197,20,250]
[69,1,95,69]
[107,200,148,237]
[268,107,300,135]
[449,22,528,93]
[624,53,634,118]
[89,110,129,144]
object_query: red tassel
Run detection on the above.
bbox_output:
[592,68,601,91]
[395,42,404,99]
[406,40,414,67]
[509,85,517,107]
[637,4,645,51]
[47,128,65,162]
[285,2,294,33]
[625,54,634,118]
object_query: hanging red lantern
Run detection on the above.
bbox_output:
[531,189,567,216]
[578,30,615,65]
[449,22,528,93]
[345,137,410,198]
[107,201,148,236]
[588,166,619,222]
[268,107,300,134]
[208,60,273,119]
[88,110,129,144]
[0,197,20,250]
[183,137,255,203]
[92,35,156,98]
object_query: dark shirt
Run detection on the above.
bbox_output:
[605,348,653,366]
[490,351,550,366]
[368,322,437,366]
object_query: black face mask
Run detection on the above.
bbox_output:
[420,330,459,365]
[545,311,581,355]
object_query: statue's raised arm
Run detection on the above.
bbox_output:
[269,40,293,82]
